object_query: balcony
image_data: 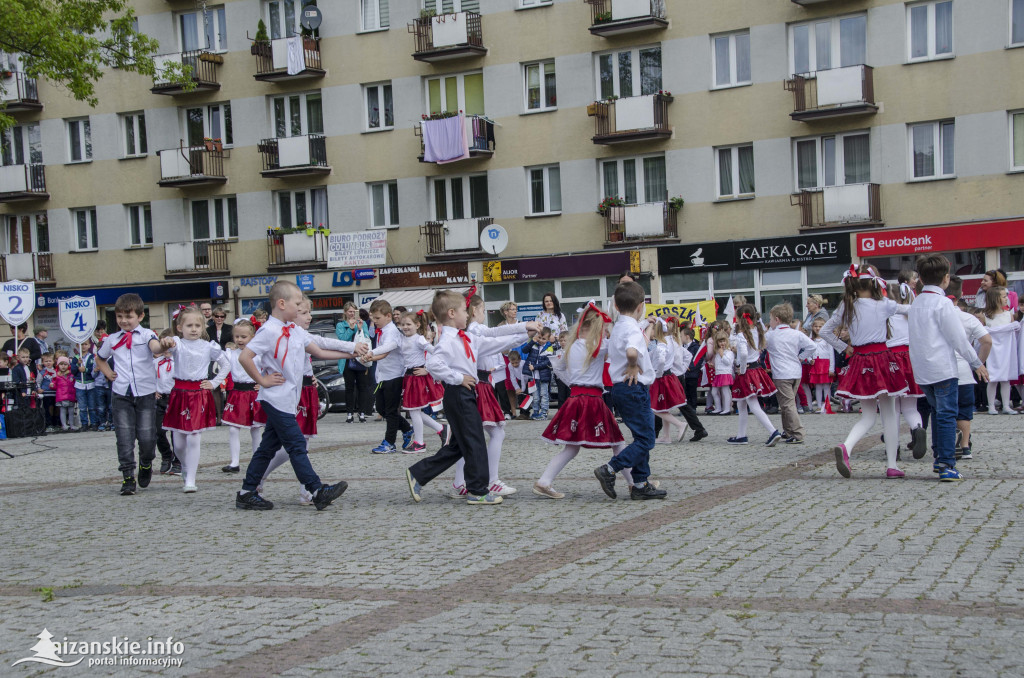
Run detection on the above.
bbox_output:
[165,240,230,277]
[417,115,495,163]
[253,37,325,82]
[590,94,672,144]
[585,0,668,37]
[791,0,841,4]
[0,252,55,286]
[784,65,877,122]
[151,50,221,95]
[267,231,329,270]
[792,183,882,231]
[419,217,494,258]
[158,147,227,187]
[409,12,486,62]
[258,135,330,178]
[603,202,678,246]
[0,72,42,113]
[0,164,48,202]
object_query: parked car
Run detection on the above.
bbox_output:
[313,365,347,416]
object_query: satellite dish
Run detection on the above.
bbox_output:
[480,224,508,255]
[301,6,323,30]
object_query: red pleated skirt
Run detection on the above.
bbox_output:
[888,345,923,397]
[222,388,261,428]
[402,373,444,410]
[836,343,910,399]
[163,380,217,433]
[542,386,624,448]
[807,358,831,384]
[650,374,687,412]
[296,383,319,437]
[731,366,778,399]
[476,382,505,425]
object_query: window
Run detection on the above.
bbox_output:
[1,124,42,166]
[66,118,92,163]
[715,145,755,198]
[907,1,953,61]
[265,0,302,39]
[794,131,870,189]
[190,197,238,240]
[271,92,323,137]
[178,6,227,52]
[600,155,667,204]
[369,181,399,227]
[361,0,389,31]
[422,0,480,15]
[184,103,233,147]
[432,174,489,220]
[364,83,394,130]
[276,188,329,230]
[3,213,49,253]
[790,14,866,74]
[712,31,751,88]
[909,120,955,179]
[1012,111,1024,169]
[519,0,551,7]
[526,165,561,215]
[425,72,484,115]
[127,204,153,247]
[121,112,148,157]
[524,60,557,111]
[1014,0,1024,45]
[597,45,661,99]
[72,208,98,251]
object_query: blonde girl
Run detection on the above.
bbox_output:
[983,287,1018,415]
[711,332,735,421]
[398,310,445,452]
[649,318,689,443]
[221,320,265,473]
[800,319,835,414]
[728,306,782,446]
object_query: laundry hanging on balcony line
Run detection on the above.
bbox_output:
[286,36,305,75]
[422,113,469,163]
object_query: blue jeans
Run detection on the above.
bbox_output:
[532,380,550,416]
[607,382,655,484]
[76,387,99,428]
[242,402,322,494]
[95,386,112,425]
[112,392,156,474]
[920,378,958,469]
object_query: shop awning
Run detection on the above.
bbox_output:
[360,287,470,310]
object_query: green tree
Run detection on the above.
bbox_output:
[0,0,191,132]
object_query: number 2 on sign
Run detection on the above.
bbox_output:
[8,296,22,315]
[71,311,87,332]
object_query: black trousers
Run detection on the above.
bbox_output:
[682,376,699,411]
[494,381,515,416]
[344,365,374,415]
[154,395,176,462]
[375,376,411,443]
[409,385,489,497]
[554,376,569,408]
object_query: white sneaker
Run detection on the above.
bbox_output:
[449,483,467,498]
[988,409,1000,415]
[489,480,517,496]
[299,488,314,505]
[183,484,197,493]
[1003,408,1020,415]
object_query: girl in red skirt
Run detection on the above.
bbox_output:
[728,306,783,446]
[887,276,927,455]
[160,307,230,492]
[800,319,834,414]
[649,318,689,443]
[710,332,735,417]
[821,264,912,479]
[398,310,445,453]
[536,301,626,498]
[221,319,264,474]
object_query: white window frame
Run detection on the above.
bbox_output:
[364,82,394,131]
[1011,110,1024,171]
[526,164,562,216]
[1,123,42,166]
[430,174,489,221]
[189,196,239,241]
[183,103,233,147]
[177,6,228,53]
[127,203,153,248]
[422,0,478,15]
[3,212,49,254]
[1013,0,1024,46]
[599,154,667,205]
[121,112,147,158]
[72,207,99,252]
[264,0,302,40]
[66,118,92,163]
[360,0,390,32]
[788,13,868,75]
[523,60,557,112]
[518,0,552,8]
[275,188,327,230]
[715,144,755,199]
[270,91,323,138]
[906,0,954,62]
[424,71,483,115]
[369,181,400,228]
[908,120,955,180]
[594,45,662,99]
[793,131,871,190]
[711,30,751,89]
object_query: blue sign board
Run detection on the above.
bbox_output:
[331,269,375,287]
[296,274,315,291]
[37,281,229,309]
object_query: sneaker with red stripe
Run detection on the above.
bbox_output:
[489,480,517,496]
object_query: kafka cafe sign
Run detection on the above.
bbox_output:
[658,233,851,275]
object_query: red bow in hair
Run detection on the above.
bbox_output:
[464,285,477,309]
[171,304,186,320]
[576,301,612,358]
[742,312,754,324]
[416,309,424,316]
[847,264,860,279]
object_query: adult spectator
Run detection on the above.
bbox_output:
[537,292,567,334]
[32,327,49,356]
[802,294,829,332]
[496,301,518,327]
[335,302,373,423]
[392,305,407,325]
[199,301,213,322]
[3,323,40,362]
[975,269,1017,311]
[207,306,231,349]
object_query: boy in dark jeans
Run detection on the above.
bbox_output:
[524,327,554,420]
[364,298,413,453]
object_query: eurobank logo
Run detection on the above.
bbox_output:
[861,237,875,252]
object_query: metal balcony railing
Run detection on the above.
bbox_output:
[258,134,329,175]
[591,94,672,143]
[585,0,667,34]
[0,72,41,110]
[267,231,329,267]
[0,252,54,284]
[417,115,495,162]
[603,202,677,244]
[419,217,493,256]
[152,50,221,94]
[409,12,484,60]
[254,37,324,79]
[784,65,876,121]
[0,164,48,201]
[792,183,882,230]
[164,240,230,274]
[158,147,226,186]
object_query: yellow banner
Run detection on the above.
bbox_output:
[646,301,717,326]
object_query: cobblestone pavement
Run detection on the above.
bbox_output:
[1,409,1022,676]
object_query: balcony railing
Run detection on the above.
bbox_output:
[603,202,678,245]
[590,94,672,144]
[267,231,329,268]
[585,0,668,36]
[151,50,221,95]
[0,252,55,286]
[0,72,42,112]
[791,0,841,5]
[253,37,325,81]
[0,164,48,202]
[409,12,486,62]
[420,217,493,257]
[417,115,495,162]
[784,65,877,121]
[258,135,330,177]
[165,240,230,275]
[158,147,227,187]
[791,183,882,231]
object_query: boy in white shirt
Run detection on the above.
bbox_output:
[364,299,413,453]
[765,303,817,444]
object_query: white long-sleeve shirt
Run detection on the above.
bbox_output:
[887,313,910,348]
[369,322,404,382]
[957,310,989,385]
[712,349,736,377]
[427,325,526,387]
[246,316,313,413]
[167,337,229,386]
[908,285,983,385]
[765,325,817,380]
[561,338,608,387]
[822,298,907,353]
[607,315,654,386]
[399,333,435,370]
[811,337,835,373]
[669,336,692,376]
[468,321,529,373]
[649,340,671,378]
[507,361,526,391]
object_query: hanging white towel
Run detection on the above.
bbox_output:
[286,36,305,75]
[422,114,468,163]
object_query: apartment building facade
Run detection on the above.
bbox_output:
[1,0,1022,341]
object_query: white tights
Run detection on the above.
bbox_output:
[60,406,72,429]
[801,384,830,412]
[714,386,732,415]
[896,396,923,430]
[735,397,775,438]
[538,442,630,488]
[228,426,263,467]
[987,381,1013,412]
[842,395,900,470]
[709,386,721,412]
[172,432,203,487]
[410,409,443,444]
[656,412,687,442]
[454,423,505,487]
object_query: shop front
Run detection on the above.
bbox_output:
[657,233,852,319]
[235,269,378,319]
[361,263,471,312]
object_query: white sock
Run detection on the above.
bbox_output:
[250,427,263,455]
[801,384,812,408]
[486,424,505,485]
[1000,382,1012,410]
[410,409,424,445]
[60,407,69,428]
[816,385,829,411]
[539,445,579,487]
[897,396,923,430]
[746,397,775,434]
[421,412,443,433]
[710,387,721,412]
[228,427,241,467]
[720,387,732,415]
[736,399,749,438]
[843,399,879,453]
[878,395,900,469]
[987,381,998,410]
[173,432,202,487]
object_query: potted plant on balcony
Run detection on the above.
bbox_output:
[597,195,625,215]
[317,223,329,235]
[303,222,315,236]
[0,69,12,79]
[252,19,271,56]
[669,196,684,212]
[594,11,612,24]
[203,137,223,151]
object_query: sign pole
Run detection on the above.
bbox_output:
[78,342,86,389]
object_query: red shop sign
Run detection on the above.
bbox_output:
[857,219,1024,257]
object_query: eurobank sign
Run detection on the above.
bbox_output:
[856,219,1024,257]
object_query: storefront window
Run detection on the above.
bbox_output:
[806,263,849,286]
[761,267,801,286]
[662,272,709,294]
[1001,247,1024,273]
[605,275,651,294]
[513,280,553,301]
[867,250,985,279]
[561,278,601,299]
[760,291,804,318]
[712,269,755,291]
[483,283,510,300]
